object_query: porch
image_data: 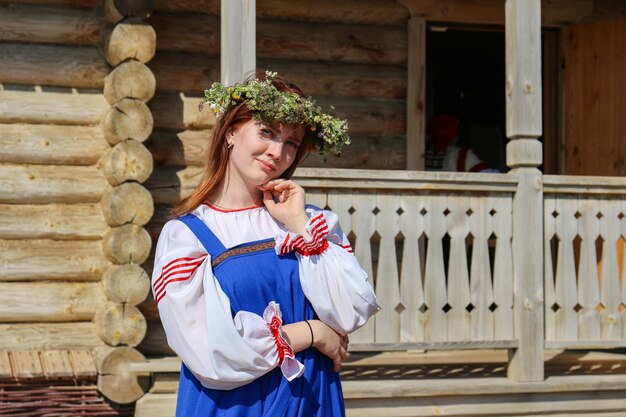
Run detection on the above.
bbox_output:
[136,167,626,416]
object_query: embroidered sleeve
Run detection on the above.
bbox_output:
[276,207,380,335]
[152,219,304,390]
[275,211,331,256]
[263,302,303,379]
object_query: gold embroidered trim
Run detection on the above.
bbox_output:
[212,241,275,269]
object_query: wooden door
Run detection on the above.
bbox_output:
[564,16,626,176]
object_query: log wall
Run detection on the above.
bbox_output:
[0,1,111,355]
[0,0,153,405]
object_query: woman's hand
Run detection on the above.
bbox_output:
[259,179,310,236]
[310,320,349,372]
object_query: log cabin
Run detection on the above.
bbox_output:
[1,0,626,416]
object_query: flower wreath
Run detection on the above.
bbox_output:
[199,71,350,159]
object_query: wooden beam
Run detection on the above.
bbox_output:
[0,203,107,240]
[0,323,103,351]
[0,164,108,204]
[0,282,106,322]
[0,239,111,281]
[0,43,108,89]
[221,0,255,85]
[405,15,426,170]
[0,90,108,126]
[398,0,593,26]
[505,0,544,383]
[0,4,103,45]
[0,124,109,166]
[154,0,409,25]
[149,13,407,65]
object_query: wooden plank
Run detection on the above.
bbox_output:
[599,198,623,340]
[0,282,106,321]
[68,349,97,377]
[563,17,626,176]
[577,196,602,340]
[0,204,107,240]
[405,16,425,170]
[0,89,108,125]
[0,239,111,281]
[135,393,178,417]
[373,193,401,343]
[398,193,425,342]
[0,123,109,166]
[349,191,377,343]
[11,351,44,379]
[0,164,108,204]
[40,350,73,378]
[220,0,255,85]
[491,194,514,340]
[544,194,557,341]
[149,91,215,130]
[155,0,409,25]
[150,13,407,65]
[342,374,626,398]
[0,43,108,89]
[398,0,592,26]
[445,194,471,341]
[422,195,448,342]
[0,3,103,45]
[545,175,626,194]
[469,195,495,341]
[0,351,12,379]
[553,196,581,340]
[0,323,102,351]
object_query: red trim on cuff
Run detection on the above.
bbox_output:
[268,315,295,365]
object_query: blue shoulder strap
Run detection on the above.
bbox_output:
[177,213,226,258]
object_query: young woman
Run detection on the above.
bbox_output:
[152,71,379,417]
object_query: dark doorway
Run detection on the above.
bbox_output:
[426,26,507,172]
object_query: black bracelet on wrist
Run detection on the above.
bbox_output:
[304,320,314,349]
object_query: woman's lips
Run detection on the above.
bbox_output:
[256,159,276,171]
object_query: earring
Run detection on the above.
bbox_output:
[227,142,233,150]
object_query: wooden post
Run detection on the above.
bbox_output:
[505,0,545,382]
[406,15,426,170]
[221,0,256,85]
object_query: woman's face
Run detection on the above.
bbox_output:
[226,119,305,188]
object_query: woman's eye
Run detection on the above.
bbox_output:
[260,128,272,136]
[287,141,299,149]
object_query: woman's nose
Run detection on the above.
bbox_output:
[266,140,283,160]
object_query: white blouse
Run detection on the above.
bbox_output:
[151,204,379,390]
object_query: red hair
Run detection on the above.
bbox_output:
[170,72,315,218]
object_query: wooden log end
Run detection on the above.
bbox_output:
[95,303,147,347]
[104,59,156,104]
[93,346,149,404]
[103,224,152,264]
[103,264,151,305]
[101,181,154,226]
[101,99,154,145]
[104,17,157,67]
[100,139,154,185]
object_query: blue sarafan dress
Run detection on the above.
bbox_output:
[151,204,379,417]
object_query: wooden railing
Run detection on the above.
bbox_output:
[544,175,626,349]
[295,169,626,355]
[295,169,519,351]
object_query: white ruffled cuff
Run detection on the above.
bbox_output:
[275,211,330,256]
[263,302,304,381]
